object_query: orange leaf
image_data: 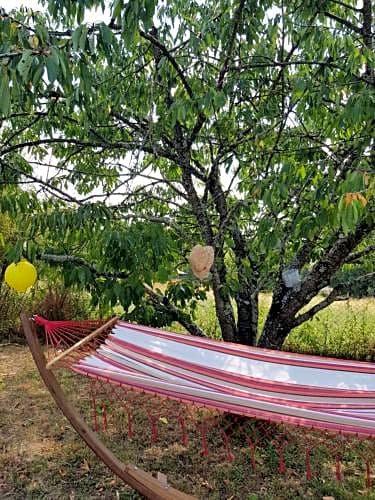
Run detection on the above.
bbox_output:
[357,193,367,207]
[344,192,355,206]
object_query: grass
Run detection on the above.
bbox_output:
[285,298,375,361]
[181,294,375,361]
[0,345,140,499]
[1,296,375,499]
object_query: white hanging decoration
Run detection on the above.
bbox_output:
[282,267,301,290]
[188,245,214,279]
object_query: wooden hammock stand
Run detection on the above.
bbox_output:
[21,313,195,500]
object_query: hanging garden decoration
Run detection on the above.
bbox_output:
[188,245,214,279]
[4,259,38,293]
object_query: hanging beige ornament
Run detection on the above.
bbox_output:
[188,245,214,279]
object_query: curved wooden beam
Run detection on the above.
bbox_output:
[21,313,195,500]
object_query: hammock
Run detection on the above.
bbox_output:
[23,314,375,497]
[36,315,375,437]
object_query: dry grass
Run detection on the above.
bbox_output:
[0,345,140,499]
[1,343,375,499]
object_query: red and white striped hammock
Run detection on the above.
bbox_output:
[34,316,375,438]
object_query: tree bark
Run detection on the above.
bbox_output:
[362,0,373,79]
[258,219,374,348]
[206,160,258,344]
[236,289,258,345]
[258,316,293,349]
[210,261,238,342]
[143,285,207,337]
[257,280,293,349]
[180,158,238,342]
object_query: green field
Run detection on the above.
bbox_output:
[174,294,375,361]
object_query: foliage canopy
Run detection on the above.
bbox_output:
[0,0,374,347]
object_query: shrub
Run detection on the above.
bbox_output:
[31,285,94,321]
[0,283,95,344]
[0,283,25,343]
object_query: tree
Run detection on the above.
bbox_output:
[0,0,374,348]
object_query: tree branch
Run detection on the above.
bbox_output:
[231,59,345,71]
[345,244,375,263]
[40,253,131,280]
[323,11,362,34]
[143,284,207,337]
[331,0,362,13]
[1,136,180,164]
[217,0,246,90]
[3,163,84,205]
[294,269,375,328]
[293,289,347,327]
[297,218,374,301]
[139,30,194,99]
[353,271,375,282]
[1,138,100,156]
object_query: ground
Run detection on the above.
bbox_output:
[0,345,141,499]
[1,342,375,499]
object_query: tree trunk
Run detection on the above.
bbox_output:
[362,0,373,79]
[236,289,258,345]
[258,221,374,349]
[257,280,294,348]
[211,265,237,342]
[258,311,294,349]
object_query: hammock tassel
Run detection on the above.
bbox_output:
[221,430,235,462]
[90,383,99,432]
[276,443,286,474]
[199,424,209,457]
[178,416,188,447]
[102,404,108,433]
[335,455,343,481]
[247,441,256,471]
[125,408,133,439]
[148,416,158,443]
[366,460,372,490]
[305,447,312,480]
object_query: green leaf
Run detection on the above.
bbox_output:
[156,267,170,283]
[35,23,49,44]
[0,69,10,115]
[214,91,226,108]
[99,23,114,46]
[79,25,88,51]
[77,267,87,285]
[17,50,33,82]
[112,0,123,20]
[72,25,83,51]
[32,62,44,86]
[46,53,59,82]
[7,240,23,262]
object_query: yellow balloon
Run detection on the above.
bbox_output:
[4,260,37,293]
